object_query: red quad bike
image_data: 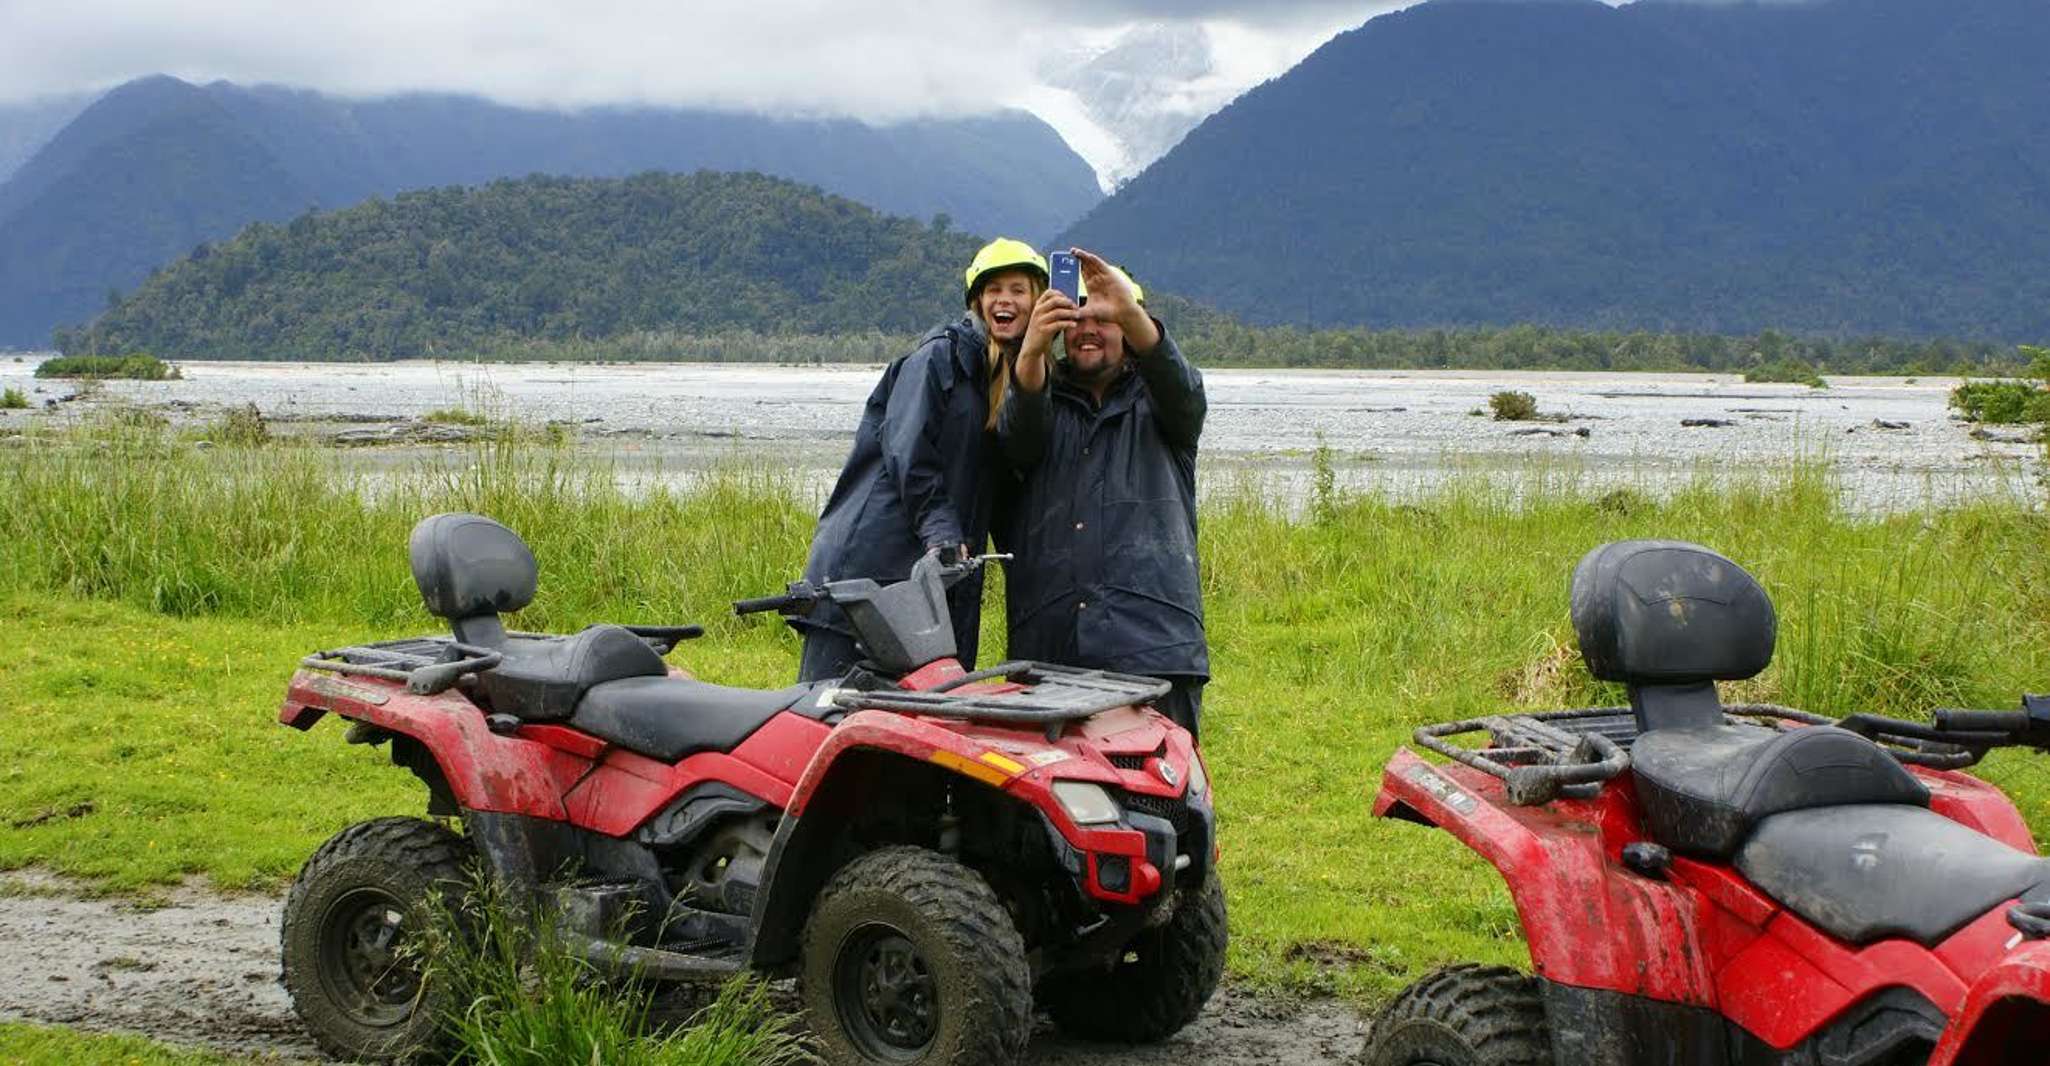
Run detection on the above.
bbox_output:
[274,513,1225,1065]
[1364,540,2050,1066]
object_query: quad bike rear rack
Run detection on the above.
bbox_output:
[301,636,503,695]
[833,661,1171,739]
[1417,704,1984,806]
[300,626,702,697]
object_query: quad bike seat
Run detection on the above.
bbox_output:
[1572,541,2050,949]
[477,625,669,721]
[1630,724,1929,859]
[1571,540,1929,858]
[408,513,675,720]
[1737,804,2050,946]
[572,678,821,762]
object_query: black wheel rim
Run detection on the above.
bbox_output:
[316,886,421,1028]
[833,923,939,1060]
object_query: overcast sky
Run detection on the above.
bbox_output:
[0,0,1426,118]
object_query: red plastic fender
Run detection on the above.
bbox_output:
[787,709,1185,905]
[1374,747,1717,1003]
[1920,767,2039,853]
[279,670,590,818]
[1929,940,2050,1066]
[559,713,830,837]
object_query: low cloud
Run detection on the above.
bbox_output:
[0,0,1413,120]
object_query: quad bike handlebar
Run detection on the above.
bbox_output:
[731,552,1012,618]
[1849,695,2050,755]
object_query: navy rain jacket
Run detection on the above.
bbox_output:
[796,314,995,666]
[995,323,1208,678]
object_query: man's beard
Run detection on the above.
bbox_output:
[1066,348,1124,390]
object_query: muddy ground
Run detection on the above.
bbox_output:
[0,872,1365,1064]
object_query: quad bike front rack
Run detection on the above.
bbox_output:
[1416,703,1985,806]
[833,661,1171,740]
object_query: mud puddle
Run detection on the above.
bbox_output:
[0,872,1365,1064]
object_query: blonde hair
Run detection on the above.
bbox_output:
[976,274,1046,430]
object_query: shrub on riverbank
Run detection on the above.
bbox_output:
[1950,380,2050,425]
[0,386,26,409]
[33,354,180,380]
[1743,359,1827,388]
[1487,390,1538,421]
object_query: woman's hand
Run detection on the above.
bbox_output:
[1072,247,1160,352]
[1016,288,1080,393]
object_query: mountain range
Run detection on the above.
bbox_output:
[1064,0,2050,341]
[15,0,2050,349]
[0,75,1100,347]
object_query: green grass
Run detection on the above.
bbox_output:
[33,355,179,381]
[422,880,810,1065]
[0,387,26,410]
[0,1023,272,1064]
[1,428,2047,1004]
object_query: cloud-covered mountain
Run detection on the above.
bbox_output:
[1031,24,1232,190]
[1063,0,2050,340]
[0,75,1100,347]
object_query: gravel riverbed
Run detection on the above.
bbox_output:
[2,357,2040,511]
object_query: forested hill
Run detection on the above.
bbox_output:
[1060,0,2050,341]
[61,172,986,360]
[0,75,1099,348]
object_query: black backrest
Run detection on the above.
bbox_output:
[1570,540,1776,732]
[408,513,538,647]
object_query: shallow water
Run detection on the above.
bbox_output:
[2,356,2039,510]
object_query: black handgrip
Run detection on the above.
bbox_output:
[733,594,796,616]
[2010,901,2050,941]
[408,661,470,695]
[1935,709,2030,734]
[624,624,704,642]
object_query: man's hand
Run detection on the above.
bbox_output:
[1072,247,1160,352]
[1016,288,1079,393]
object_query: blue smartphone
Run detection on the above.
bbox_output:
[1049,252,1080,303]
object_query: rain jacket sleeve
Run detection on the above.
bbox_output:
[1132,321,1205,448]
[996,364,1055,471]
[881,338,969,551]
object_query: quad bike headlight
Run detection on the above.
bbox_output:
[1185,753,1208,798]
[1053,781,1122,826]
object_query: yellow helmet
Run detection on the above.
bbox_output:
[964,238,1049,307]
[1079,262,1144,306]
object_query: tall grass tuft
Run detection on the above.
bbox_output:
[420,878,811,1065]
[0,423,814,634]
